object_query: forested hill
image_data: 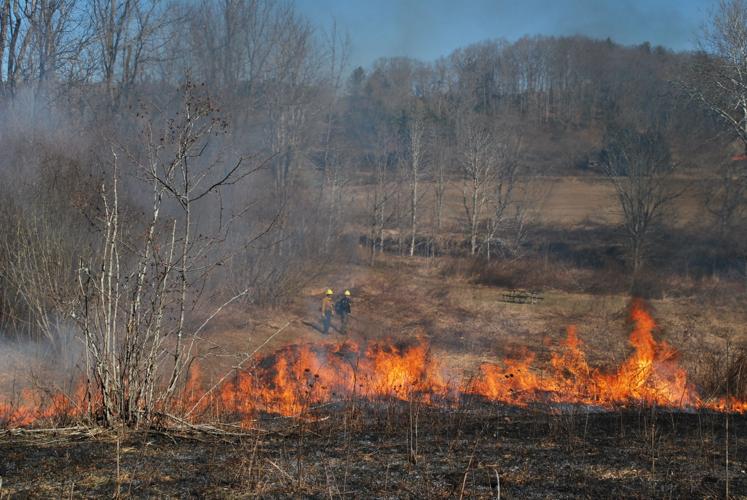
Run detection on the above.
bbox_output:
[341,36,724,177]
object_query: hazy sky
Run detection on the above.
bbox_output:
[294,0,712,68]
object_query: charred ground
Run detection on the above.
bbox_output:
[2,404,744,498]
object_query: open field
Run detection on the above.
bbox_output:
[3,253,746,496]
[191,257,747,389]
[59,252,729,444]
[349,175,712,233]
[2,162,746,496]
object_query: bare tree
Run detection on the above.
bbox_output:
[706,157,747,239]
[322,148,349,252]
[90,0,167,106]
[262,6,317,257]
[501,179,551,259]
[0,213,75,343]
[602,127,680,281]
[406,110,426,256]
[184,0,277,93]
[685,0,747,279]
[369,152,388,262]
[319,19,350,252]
[458,115,496,256]
[483,132,521,259]
[29,0,81,85]
[2,0,34,96]
[688,0,747,151]
[365,131,396,263]
[75,83,263,426]
[430,129,449,256]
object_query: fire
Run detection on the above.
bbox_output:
[470,300,697,408]
[597,300,694,407]
[1,300,745,428]
[209,340,447,420]
[0,384,86,428]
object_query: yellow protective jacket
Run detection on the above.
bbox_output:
[321,296,334,315]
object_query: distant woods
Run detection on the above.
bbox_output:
[0,0,746,345]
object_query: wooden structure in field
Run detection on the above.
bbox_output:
[502,289,544,304]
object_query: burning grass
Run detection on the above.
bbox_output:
[1,300,745,430]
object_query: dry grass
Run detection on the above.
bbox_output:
[348,175,709,233]
[2,254,747,497]
[183,257,747,404]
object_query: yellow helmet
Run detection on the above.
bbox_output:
[344,290,351,296]
[326,289,334,295]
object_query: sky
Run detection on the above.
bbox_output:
[294,0,713,69]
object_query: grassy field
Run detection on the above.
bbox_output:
[182,253,747,408]
[349,174,711,233]
[2,171,746,497]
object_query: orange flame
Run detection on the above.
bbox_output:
[469,300,697,408]
[1,300,745,428]
[206,340,448,421]
[0,384,86,428]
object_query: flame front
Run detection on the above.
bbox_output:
[211,340,448,419]
[0,385,86,428]
[1,300,745,427]
[470,300,697,408]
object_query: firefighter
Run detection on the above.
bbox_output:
[321,289,334,335]
[335,290,352,334]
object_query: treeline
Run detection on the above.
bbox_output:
[0,0,743,345]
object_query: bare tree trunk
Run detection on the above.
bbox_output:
[434,156,446,234]
[0,0,10,90]
[466,176,481,256]
[459,117,494,257]
[396,159,405,256]
[483,137,520,259]
[369,152,389,264]
[7,0,35,96]
[408,114,425,257]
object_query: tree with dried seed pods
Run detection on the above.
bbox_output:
[75,82,271,426]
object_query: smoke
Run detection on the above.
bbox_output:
[0,327,83,399]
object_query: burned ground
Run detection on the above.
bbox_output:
[1,404,744,498]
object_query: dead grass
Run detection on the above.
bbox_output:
[2,254,747,497]
[179,254,747,396]
[348,175,711,234]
